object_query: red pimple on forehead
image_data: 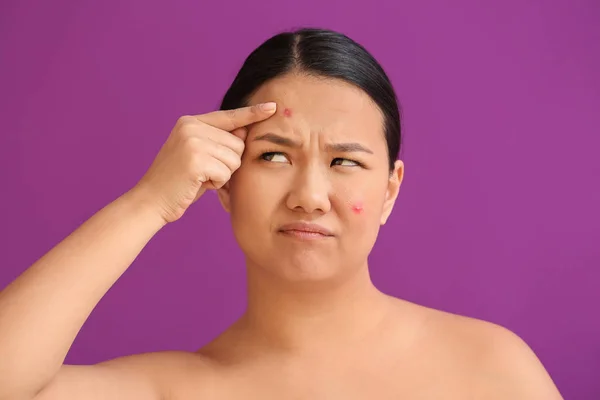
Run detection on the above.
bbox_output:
[283,108,292,117]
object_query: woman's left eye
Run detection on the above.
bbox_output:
[331,158,360,167]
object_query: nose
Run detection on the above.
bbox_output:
[285,163,332,214]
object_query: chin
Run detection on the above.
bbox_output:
[256,253,343,285]
[279,260,339,283]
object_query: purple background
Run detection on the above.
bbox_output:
[1,0,598,398]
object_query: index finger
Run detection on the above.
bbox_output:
[194,102,277,132]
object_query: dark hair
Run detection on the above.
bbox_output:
[220,28,402,171]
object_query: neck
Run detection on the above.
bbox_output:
[238,259,392,352]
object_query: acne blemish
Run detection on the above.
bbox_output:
[351,202,364,215]
[283,108,292,117]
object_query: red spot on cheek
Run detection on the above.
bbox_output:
[283,108,292,117]
[351,202,364,214]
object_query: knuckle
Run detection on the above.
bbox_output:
[217,162,231,177]
[231,137,245,153]
[197,172,208,184]
[178,122,198,137]
[233,156,242,169]
[188,141,209,164]
[196,161,212,183]
[184,135,202,151]
[225,109,238,128]
[226,108,238,119]
[205,141,222,159]
[214,179,227,189]
[176,115,195,127]
[178,116,205,136]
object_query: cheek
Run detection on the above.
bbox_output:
[230,167,278,219]
[333,179,385,220]
[229,172,257,216]
[332,183,367,216]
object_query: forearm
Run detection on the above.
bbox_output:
[0,188,166,397]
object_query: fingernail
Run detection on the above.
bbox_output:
[260,102,277,112]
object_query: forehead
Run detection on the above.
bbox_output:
[247,73,384,142]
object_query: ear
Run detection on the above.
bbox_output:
[217,182,232,213]
[380,160,405,225]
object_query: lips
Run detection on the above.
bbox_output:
[278,222,334,238]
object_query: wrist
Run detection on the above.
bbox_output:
[121,185,169,229]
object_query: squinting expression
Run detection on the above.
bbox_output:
[218,73,404,284]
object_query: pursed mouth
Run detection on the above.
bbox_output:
[277,222,335,238]
[278,230,333,240]
[279,229,332,236]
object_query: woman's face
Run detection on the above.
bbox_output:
[218,73,404,284]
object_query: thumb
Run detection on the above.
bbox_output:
[231,127,248,141]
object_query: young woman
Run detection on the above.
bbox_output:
[0,28,563,400]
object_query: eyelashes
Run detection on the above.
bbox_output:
[259,151,364,168]
[331,158,362,167]
[260,152,288,163]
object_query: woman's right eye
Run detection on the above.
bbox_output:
[260,152,289,163]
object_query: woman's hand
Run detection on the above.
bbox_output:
[133,102,277,223]
[0,105,282,400]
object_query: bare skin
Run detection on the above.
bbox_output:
[0,74,563,400]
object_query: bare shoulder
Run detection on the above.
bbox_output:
[36,351,215,400]
[411,304,564,399]
[97,349,213,376]
[98,350,217,397]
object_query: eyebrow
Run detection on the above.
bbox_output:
[253,133,373,154]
